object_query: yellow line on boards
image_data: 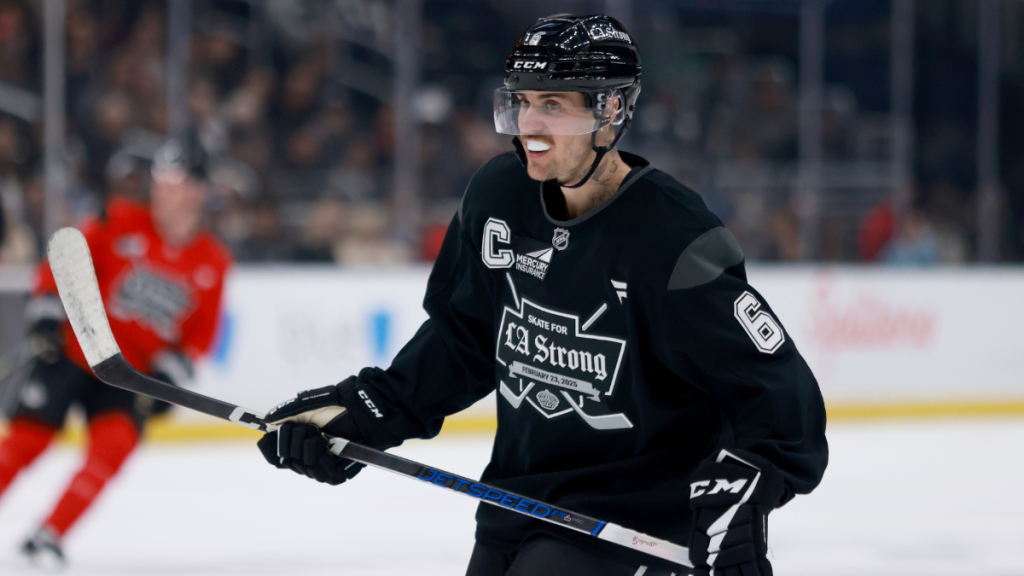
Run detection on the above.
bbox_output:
[3,402,1022,445]
[827,401,1024,420]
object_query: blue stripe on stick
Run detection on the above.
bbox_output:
[591,520,607,536]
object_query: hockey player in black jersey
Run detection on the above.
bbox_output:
[258,14,827,576]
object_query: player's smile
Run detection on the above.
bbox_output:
[523,137,553,159]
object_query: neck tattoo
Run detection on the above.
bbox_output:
[588,157,622,208]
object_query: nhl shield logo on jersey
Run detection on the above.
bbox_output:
[495,295,632,430]
[552,228,570,251]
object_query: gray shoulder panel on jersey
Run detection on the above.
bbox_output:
[667,227,744,290]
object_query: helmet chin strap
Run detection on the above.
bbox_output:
[559,118,630,189]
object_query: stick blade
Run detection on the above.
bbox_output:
[47,227,121,368]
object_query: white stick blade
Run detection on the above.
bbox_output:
[596,523,693,567]
[47,227,121,367]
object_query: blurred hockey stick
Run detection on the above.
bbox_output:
[47,227,692,568]
[0,342,37,418]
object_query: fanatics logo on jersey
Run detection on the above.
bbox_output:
[552,228,570,250]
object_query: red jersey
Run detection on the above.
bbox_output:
[34,199,232,375]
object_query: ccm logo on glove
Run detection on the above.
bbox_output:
[689,478,749,498]
[359,390,384,418]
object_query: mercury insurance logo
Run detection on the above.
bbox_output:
[496,293,632,431]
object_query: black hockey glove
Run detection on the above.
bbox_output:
[259,422,364,485]
[145,350,195,416]
[688,449,785,576]
[25,295,66,365]
[257,377,397,486]
[28,318,63,364]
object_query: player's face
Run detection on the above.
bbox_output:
[150,168,205,246]
[516,91,617,185]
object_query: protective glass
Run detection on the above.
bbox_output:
[493,88,626,136]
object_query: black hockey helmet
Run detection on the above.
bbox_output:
[495,14,641,188]
[151,137,208,185]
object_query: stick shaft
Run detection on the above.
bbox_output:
[93,354,268,431]
[332,440,691,565]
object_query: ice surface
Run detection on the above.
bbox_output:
[0,419,1022,575]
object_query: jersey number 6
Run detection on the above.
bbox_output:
[733,291,785,354]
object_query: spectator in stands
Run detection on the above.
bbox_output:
[285,124,325,169]
[859,198,895,261]
[192,12,247,96]
[235,199,290,262]
[924,181,969,263]
[190,73,229,155]
[293,198,345,263]
[0,0,38,88]
[0,114,37,261]
[0,114,34,181]
[881,211,940,265]
[65,6,99,126]
[328,140,379,202]
[227,126,272,179]
[222,69,276,131]
[104,150,148,204]
[335,203,410,265]
[271,57,326,165]
[764,204,801,261]
[820,87,857,161]
[81,92,135,189]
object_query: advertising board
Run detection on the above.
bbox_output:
[159,266,1024,429]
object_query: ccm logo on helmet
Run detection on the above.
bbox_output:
[512,60,548,70]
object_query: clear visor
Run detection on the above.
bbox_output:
[493,88,626,136]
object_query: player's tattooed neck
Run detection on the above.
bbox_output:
[589,154,623,208]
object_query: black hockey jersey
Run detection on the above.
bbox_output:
[348,146,828,569]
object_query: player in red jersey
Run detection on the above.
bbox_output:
[0,140,231,567]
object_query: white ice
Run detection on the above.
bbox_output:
[0,419,1022,576]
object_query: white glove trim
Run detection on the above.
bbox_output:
[266,405,347,431]
[705,470,761,562]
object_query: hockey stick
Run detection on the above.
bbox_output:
[47,227,692,568]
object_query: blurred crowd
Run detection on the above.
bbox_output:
[0,0,508,267]
[0,0,1020,266]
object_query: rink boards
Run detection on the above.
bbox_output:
[4,264,1024,439]
[185,265,1024,435]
